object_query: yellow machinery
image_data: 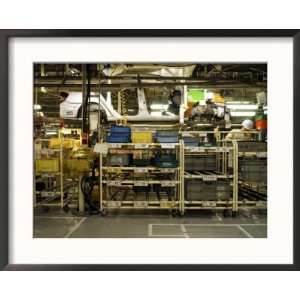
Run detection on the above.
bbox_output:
[34,128,90,211]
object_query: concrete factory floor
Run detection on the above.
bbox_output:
[34,209,267,238]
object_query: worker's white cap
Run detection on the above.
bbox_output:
[242,119,254,130]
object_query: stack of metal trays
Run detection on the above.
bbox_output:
[237,141,267,152]
[239,158,267,183]
[156,131,179,143]
[185,155,217,171]
[185,179,230,201]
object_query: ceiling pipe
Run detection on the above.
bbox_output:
[34,82,266,89]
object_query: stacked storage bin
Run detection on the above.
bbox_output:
[36,159,60,173]
[132,130,151,191]
[185,155,217,171]
[154,154,178,168]
[132,151,151,166]
[239,158,267,183]
[132,131,153,144]
[107,125,131,143]
[237,141,267,152]
[107,154,130,166]
[107,126,131,166]
[183,136,199,147]
[154,131,179,168]
[132,131,153,166]
[156,131,179,143]
[185,180,230,201]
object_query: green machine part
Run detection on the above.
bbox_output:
[187,89,205,103]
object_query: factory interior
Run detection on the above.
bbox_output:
[33,63,267,238]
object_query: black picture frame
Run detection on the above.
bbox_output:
[0,29,299,271]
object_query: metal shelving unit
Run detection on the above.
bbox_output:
[237,142,267,210]
[96,131,266,216]
[34,129,83,212]
[34,137,66,210]
[99,142,182,214]
[181,132,238,215]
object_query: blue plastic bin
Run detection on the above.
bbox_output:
[111,125,131,134]
[156,131,179,143]
[183,137,199,147]
[107,134,131,143]
[154,154,178,168]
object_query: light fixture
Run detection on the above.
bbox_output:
[40,87,47,93]
[230,111,256,117]
[150,104,169,110]
[33,104,42,110]
[227,104,258,110]
[69,68,80,75]
[45,131,58,136]
[225,101,251,104]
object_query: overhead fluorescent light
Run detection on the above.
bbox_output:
[45,131,57,136]
[225,101,251,104]
[230,111,256,117]
[69,68,80,75]
[40,87,47,93]
[150,104,169,110]
[227,104,258,110]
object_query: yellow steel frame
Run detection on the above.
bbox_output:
[181,140,237,215]
[34,129,82,211]
[97,131,242,215]
[99,142,182,213]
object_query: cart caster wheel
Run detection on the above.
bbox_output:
[101,210,107,217]
[42,207,50,213]
[223,209,231,218]
[171,210,177,217]
[63,205,70,213]
[232,211,238,218]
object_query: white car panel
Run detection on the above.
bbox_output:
[60,90,180,122]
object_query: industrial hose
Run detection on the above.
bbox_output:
[80,175,100,214]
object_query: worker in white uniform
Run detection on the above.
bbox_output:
[225,119,254,141]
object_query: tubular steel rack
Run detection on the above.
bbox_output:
[215,130,267,210]
[34,129,83,212]
[99,142,182,215]
[181,131,238,215]
[97,132,243,216]
[34,129,267,216]
[34,126,267,215]
[237,143,267,210]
